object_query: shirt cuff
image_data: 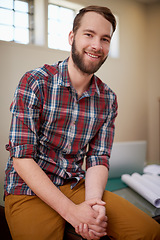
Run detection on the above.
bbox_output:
[86,155,110,170]
[6,144,37,159]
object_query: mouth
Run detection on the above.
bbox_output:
[85,52,101,59]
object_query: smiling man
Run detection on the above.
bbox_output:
[4,5,160,240]
[69,12,111,75]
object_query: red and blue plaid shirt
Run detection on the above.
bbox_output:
[4,58,118,196]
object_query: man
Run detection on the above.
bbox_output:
[4,5,160,240]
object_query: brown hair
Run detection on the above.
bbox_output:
[73,5,116,34]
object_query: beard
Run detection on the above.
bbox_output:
[71,39,108,75]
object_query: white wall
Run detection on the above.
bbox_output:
[0,0,160,206]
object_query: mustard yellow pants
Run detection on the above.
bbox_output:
[5,180,160,240]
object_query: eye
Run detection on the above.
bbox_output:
[102,38,110,43]
[85,33,93,37]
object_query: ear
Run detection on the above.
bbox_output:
[68,31,74,46]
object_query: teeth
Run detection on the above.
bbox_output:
[87,53,99,58]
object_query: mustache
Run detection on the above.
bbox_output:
[84,49,103,55]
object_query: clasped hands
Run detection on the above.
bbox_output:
[73,199,108,240]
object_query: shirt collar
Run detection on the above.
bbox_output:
[58,58,71,88]
[58,58,100,96]
[88,75,100,96]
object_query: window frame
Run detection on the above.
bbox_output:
[0,0,34,44]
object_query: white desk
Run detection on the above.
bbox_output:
[114,187,160,217]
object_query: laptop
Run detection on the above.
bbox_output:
[108,141,147,179]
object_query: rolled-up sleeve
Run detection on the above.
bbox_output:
[6,72,42,159]
[86,94,118,170]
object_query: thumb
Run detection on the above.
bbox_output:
[87,198,106,207]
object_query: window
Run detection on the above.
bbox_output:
[48,0,83,52]
[48,4,74,51]
[0,0,119,58]
[0,0,34,44]
[109,16,120,58]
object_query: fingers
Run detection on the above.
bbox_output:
[75,214,107,238]
[75,223,92,240]
[89,223,107,233]
[97,215,108,224]
[97,211,108,224]
[74,200,108,239]
[89,229,107,239]
[85,199,106,222]
[92,204,107,225]
[86,198,106,207]
[75,223,102,240]
[89,229,101,240]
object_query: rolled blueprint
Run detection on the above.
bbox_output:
[121,173,160,208]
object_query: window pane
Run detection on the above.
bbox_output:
[59,36,71,51]
[48,4,74,52]
[0,25,13,41]
[48,19,57,35]
[0,0,13,9]
[0,8,13,25]
[57,35,70,51]
[14,0,28,13]
[14,27,29,44]
[59,7,74,23]
[48,33,70,51]
[62,23,72,36]
[48,34,58,49]
[48,4,59,19]
[14,12,28,28]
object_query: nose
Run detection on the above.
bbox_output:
[91,37,102,51]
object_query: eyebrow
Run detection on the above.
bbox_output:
[83,29,111,39]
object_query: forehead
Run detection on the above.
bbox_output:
[79,11,113,35]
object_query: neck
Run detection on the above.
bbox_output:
[68,56,93,98]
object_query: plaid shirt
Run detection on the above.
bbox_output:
[4,58,118,196]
